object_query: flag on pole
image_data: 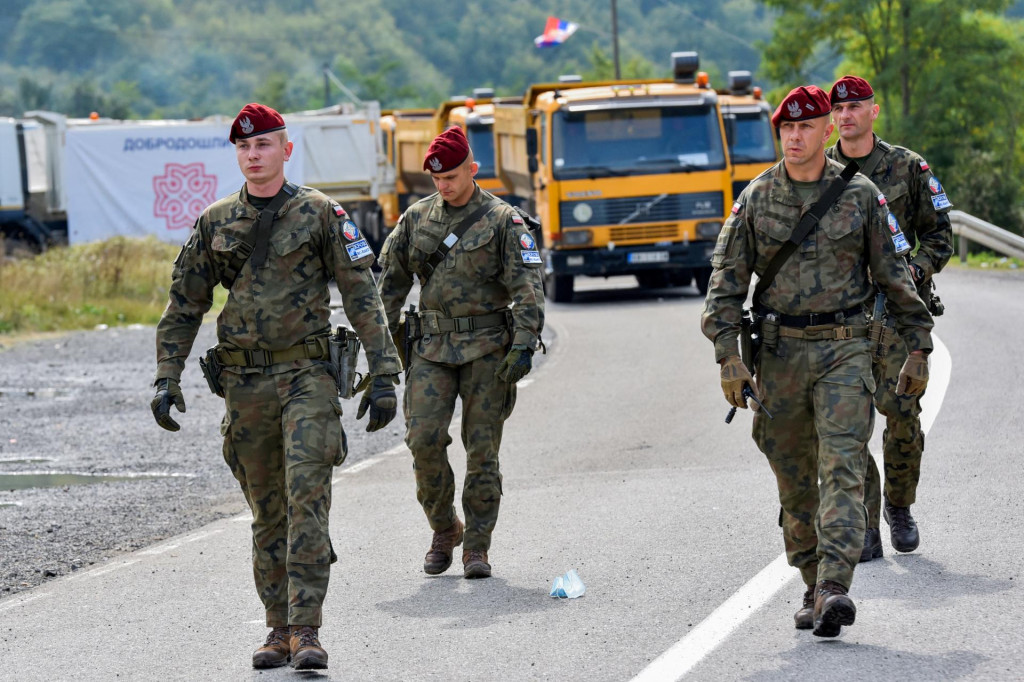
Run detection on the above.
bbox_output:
[534,16,579,47]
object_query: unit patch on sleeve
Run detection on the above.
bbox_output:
[511,213,524,225]
[731,201,743,215]
[928,176,952,210]
[345,238,373,261]
[887,212,900,234]
[521,250,542,264]
[892,232,910,253]
[877,192,887,207]
[332,202,347,217]
[341,220,360,241]
[519,233,535,249]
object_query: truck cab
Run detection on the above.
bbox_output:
[718,71,778,199]
[495,52,732,302]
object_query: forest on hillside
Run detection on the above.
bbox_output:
[2,0,1023,231]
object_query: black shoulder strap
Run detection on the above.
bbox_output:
[752,161,860,308]
[220,181,298,288]
[420,199,500,281]
[858,139,891,179]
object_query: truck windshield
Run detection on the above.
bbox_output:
[723,111,776,164]
[551,104,726,180]
[466,123,495,178]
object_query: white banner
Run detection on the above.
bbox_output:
[64,123,305,245]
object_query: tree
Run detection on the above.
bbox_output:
[758,0,1024,232]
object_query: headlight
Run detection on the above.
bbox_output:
[572,202,593,223]
[697,221,723,239]
[562,229,593,246]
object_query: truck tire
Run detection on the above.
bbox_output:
[545,273,574,303]
[694,267,713,296]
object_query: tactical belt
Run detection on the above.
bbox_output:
[415,310,511,335]
[216,336,330,367]
[761,305,863,328]
[779,325,868,341]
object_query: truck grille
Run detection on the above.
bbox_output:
[560,191,724,229]
[609,224,678,242]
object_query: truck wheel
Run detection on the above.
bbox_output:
[546,273,574,303]
[694,267,713,296]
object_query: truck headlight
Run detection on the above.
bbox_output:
[697,221,722,239]
[562,229,593,246]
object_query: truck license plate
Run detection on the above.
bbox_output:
[628,251,669,264]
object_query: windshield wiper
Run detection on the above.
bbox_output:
[729,154,774,164]
[635,157,704,172]
[563,165,632,178]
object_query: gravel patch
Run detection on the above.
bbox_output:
[0,308,407,596]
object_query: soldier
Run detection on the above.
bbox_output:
[827,75,954,561]
[701,86,933,637]
[150,103,401,670]
[376,126,544,579]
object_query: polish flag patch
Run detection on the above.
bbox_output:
[919,161,930,171]
[731,201,742,215]
[877,193,887,206]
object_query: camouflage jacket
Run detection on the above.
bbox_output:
[377,184,545,365]
[155,182,400,381]
[827,136,953,280]
[701,158,933,362]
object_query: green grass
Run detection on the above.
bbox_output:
[0,236,226,342]
[954,250,1023,270]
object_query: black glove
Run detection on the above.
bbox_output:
[496,344,533,383]
[151,378,186,432]
[356,374,399,432]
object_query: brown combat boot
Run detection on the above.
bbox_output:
[793,585,815,630]
[423,517,464,575]
[463,549,491,579]
[812,580,857,638]
[252,626,290,669]
[290,625,328,670]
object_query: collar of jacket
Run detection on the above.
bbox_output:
[235,181,297,220]
[769,157,845,208]
[426,182,484,224]
[831,133,882,165]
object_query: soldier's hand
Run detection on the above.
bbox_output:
[151,378,186,432]
[356,374,399,432]
[720,355,758,409]
[496,344,533,383]
[897,351,929,395]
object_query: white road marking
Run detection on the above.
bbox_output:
[0,592,50,613]
[631,334,952,681]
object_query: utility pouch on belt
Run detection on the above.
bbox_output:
[868,292,898,362]
[760,312,779,354]
[199,347,224,397]
[739,309,762,376]
[328,326,362,399]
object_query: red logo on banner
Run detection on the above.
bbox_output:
[153,163,218,230]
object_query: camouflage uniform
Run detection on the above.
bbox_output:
[828,138,953,522]
[376,184,544,552]
[701,159,933,589]
[155,183,400,627]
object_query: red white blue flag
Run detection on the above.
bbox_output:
[534,16,579,47]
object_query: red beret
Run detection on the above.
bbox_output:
[229,103,286,143]
[830,75,874,104]
[424,126,470,173]
[771,86,832,128]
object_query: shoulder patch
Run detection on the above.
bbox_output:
[342,220,360,241]
[345,238,373,261]
[331,202,347,217]
[886,212,900,234]
[519,232,536,250]
[731,200,743,215]
[511,212,524,225]
[877,193,887,207]
[919,160,930,171]
[892,232,910,253]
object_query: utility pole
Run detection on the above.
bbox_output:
[323,62,330,108]
[611,0,621,79]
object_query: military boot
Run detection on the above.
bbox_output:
[463,549,491,579]
[884,495,920,552]
[252,626,290,669]
[423,517,464,575]
[794,585,815,630]
[812,580,857,638]
[859,528,884,563]
[290,625,328,670]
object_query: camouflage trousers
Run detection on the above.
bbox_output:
[864,336,924,526]
[404,347,516,551]
[220,364,345,628]
[753,330,874,589]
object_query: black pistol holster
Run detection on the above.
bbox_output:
[199,347,224,397]
[328,326,362,399]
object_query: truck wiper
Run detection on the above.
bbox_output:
[634,157,703,172]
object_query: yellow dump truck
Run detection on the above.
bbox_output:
[494,52,732,302]
[717,70,778,200]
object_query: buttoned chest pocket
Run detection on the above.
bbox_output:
[753,214,791,251]
[820,203,864,243]
[882,181,909,222]
[209,227,253,281]
[270,225,318,283]
[456,226,498,280]
[410,230,442,276]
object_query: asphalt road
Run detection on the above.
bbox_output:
[0,266,1021,681]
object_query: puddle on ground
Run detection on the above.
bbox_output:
[0,501,21,508]
[0,471,189,492]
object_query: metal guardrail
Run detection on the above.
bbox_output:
[950,209,1024,262]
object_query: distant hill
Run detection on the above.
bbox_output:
[0,0,775,119]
